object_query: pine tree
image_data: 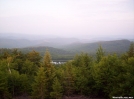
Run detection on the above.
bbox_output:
[127,42,134,57]
[73,53,93,95]
[50,77,63,99]
[63,63,74,96]
[43,49,55,98]
[27,50,41,66]
[22,59,37,76]
[96,45,105,63]
[32,67,46,99]
[44,50,51,66]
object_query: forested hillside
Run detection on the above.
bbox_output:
[19,46,74,60]
[0,43,134,99]
[0,39,132,61]
[63,39,131,54]
[0,37,132,54]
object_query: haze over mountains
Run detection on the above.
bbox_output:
[0,0,134,60]
[0,33,134,48]
[0,33,133,56]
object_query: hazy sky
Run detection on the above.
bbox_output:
[0,0,134,38]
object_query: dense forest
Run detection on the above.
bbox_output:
[0,43,134,99]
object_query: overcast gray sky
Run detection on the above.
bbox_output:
[0,0,134,38]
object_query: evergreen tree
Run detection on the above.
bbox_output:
[27,50,41,66]
[50,77,63,99]
[32,67,46,99]
[44,49,52,68]
[96,45,105,63]
[127,42,134,57]
[43,49,55,98]
[22,59,38,76]
[73,53,93,95]
[73,53,85,67]
[123,57,134,96]
[1,45,134,98]
[92,54,127,98]
[63,63,75,96]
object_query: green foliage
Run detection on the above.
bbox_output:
[43,49,55,80]
[8,70,29,96]
[18,46,74,60]
[74,68,89,95]
[32,67,46,99]
[11,58,23,73]
[43,50,56,98]
[96,45,105,63]
[27,50,41,66]
[92,54,134,98]
[22,59,38,76]
[0,46,134,98]
[44,49,52,68]
[0,71,11,99]
[127,42,134,57]
[72,53,94,95]
[63,63,75,96]
[0,59,8,72]
[123,57,134,96]
[50,77,63,99]
[63,39,131,54]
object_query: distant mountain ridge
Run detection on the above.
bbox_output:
[63,39,131,54]
[15,39,132,60]
[0,37,132,56]
[0,37,79,48]
[0,38,34,48]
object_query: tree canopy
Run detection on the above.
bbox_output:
[0,44,134,99]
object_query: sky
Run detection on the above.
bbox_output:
[0,0,134,39]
